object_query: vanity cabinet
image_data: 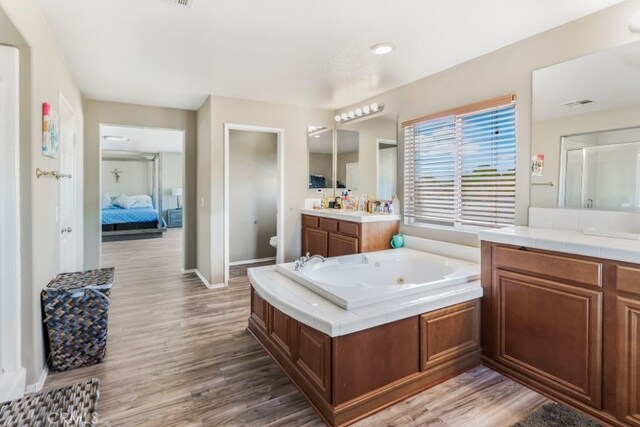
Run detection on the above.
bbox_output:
[248,286,480,426]
[301,213,399,258]
[482,242,640,426]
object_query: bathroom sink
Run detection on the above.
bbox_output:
[583,227,640,241]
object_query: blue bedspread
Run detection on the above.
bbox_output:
[101,207,159,225]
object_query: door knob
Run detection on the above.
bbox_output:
[61,227,72,234]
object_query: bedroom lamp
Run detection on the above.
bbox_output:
[172,187,183,209]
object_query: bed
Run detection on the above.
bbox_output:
[101,203,167,242]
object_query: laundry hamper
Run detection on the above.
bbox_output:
[42,268,115,372]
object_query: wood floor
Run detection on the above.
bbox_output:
[44,229,549,426]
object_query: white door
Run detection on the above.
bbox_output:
[59,95,78,272]
[0,45,25,401]
[378,146,397,200]
[346,162,359,190]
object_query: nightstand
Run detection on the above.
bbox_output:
[167,208,183,228]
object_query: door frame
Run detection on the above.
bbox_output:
[0,45,25,402]
[58,92,81,272]
[223,124,284,286]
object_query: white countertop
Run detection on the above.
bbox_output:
[248,265,482,337]
[478,226,640,264]
[301,208,401,223]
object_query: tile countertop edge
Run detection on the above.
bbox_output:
[300,208,401,223]
[248,265,483,338]
[478,226,640,264]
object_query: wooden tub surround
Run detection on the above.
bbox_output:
[247,287,481,426]
[480,241,640,427]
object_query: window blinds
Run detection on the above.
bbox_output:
[403,96,516,229]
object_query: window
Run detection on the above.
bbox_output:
[403,95,516,229]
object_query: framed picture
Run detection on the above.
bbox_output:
[42,102,59,158]
[531,154,544,177]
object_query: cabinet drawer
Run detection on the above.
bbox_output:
[328,233,359,257]
[615,264,640,296]
[338,220,359,237]
[319,218,338,232]
[303,215,319,228]
[494,245,602,288]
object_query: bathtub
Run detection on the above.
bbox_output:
[275,248,480,309]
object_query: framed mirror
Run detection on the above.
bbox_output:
[337,112,398,198]
[531,41,640,211]
[307,126,334,190]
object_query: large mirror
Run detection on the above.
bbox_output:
[531,41,640,211]
[308,126,334,190]
[337,112,398,199]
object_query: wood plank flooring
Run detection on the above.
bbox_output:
[44,229,549,426]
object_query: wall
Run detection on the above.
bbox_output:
[229,130,277,262]
[197,95,333,285]
[101,160,151,197]
[83,100,197,270]
[308,153,332,188]
[161,152,183,220]
[337,0,640,247]
[531,104,640,207]
[196,97,211,280]
[0,0,85,385]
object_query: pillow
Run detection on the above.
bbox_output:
[131,194,153,209]
[101,193,112,209]
[112,194,137,209]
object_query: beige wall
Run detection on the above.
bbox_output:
[337,0,640,247]
[196,97,211,280]
[198,95,333,285]
[531,104,640,208]
[229,130,277,262]
[101,160,152,197]
[83,100,197,271]
[0,0,85,384]
[308,153,333,188]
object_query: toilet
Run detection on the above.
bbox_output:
[269,236,277,248]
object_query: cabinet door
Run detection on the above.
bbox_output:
[269,306,294,360]
[303,227,328,257]
[494,269,603,408]
[617,296,640,426]
[328,233,359,257]
[294,322,332,401]
[250,287,268,333]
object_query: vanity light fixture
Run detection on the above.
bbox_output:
[334,102,385,123]
[103,135,130,142]
[370,43,395,55]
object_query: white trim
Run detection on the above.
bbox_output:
[194,269,225,289]
[25,366,48,394]
[181,268,196,274]
[0,45,24,402]
[0,368,25,403]
[223,124,285,286]
[229,257,276,266]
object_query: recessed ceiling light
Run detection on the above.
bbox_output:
[370,43,395,55]
[103,135,129,142]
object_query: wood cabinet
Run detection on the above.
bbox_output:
[301,213,399,258]
[482,242,640,427]
[248,286,480,426]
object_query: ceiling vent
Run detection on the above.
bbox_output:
[157,0,194,8]
[562,99,594,108]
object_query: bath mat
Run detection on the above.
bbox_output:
[0,378,99,426]
[512,402,602,427]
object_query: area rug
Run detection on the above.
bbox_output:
[512,402,602,427]
[0,378,99,426]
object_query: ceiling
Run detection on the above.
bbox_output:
[35,0,623,111]
[533,40,640,122]
[100,124,183,153]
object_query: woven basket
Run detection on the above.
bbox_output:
[42,268,115,372]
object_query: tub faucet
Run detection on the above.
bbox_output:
[294,252,326,271]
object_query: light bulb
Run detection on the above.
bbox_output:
[348,111,355,119]
[334,115,341,122]
[362,105,370,114]
[341,113,348,121]
[371,103,379,112]
[355,108,363,116]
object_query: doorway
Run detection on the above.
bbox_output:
[224,124,284,285]
[98,124,185,269]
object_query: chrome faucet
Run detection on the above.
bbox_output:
[294,252,326,271]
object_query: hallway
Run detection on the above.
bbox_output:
[44,230,547,426]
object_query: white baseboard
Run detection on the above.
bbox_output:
[229,257,276,266]
[181,268,196,274]
[0,368,26,402]
[191,269,225,289]
[25,365,48,394]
